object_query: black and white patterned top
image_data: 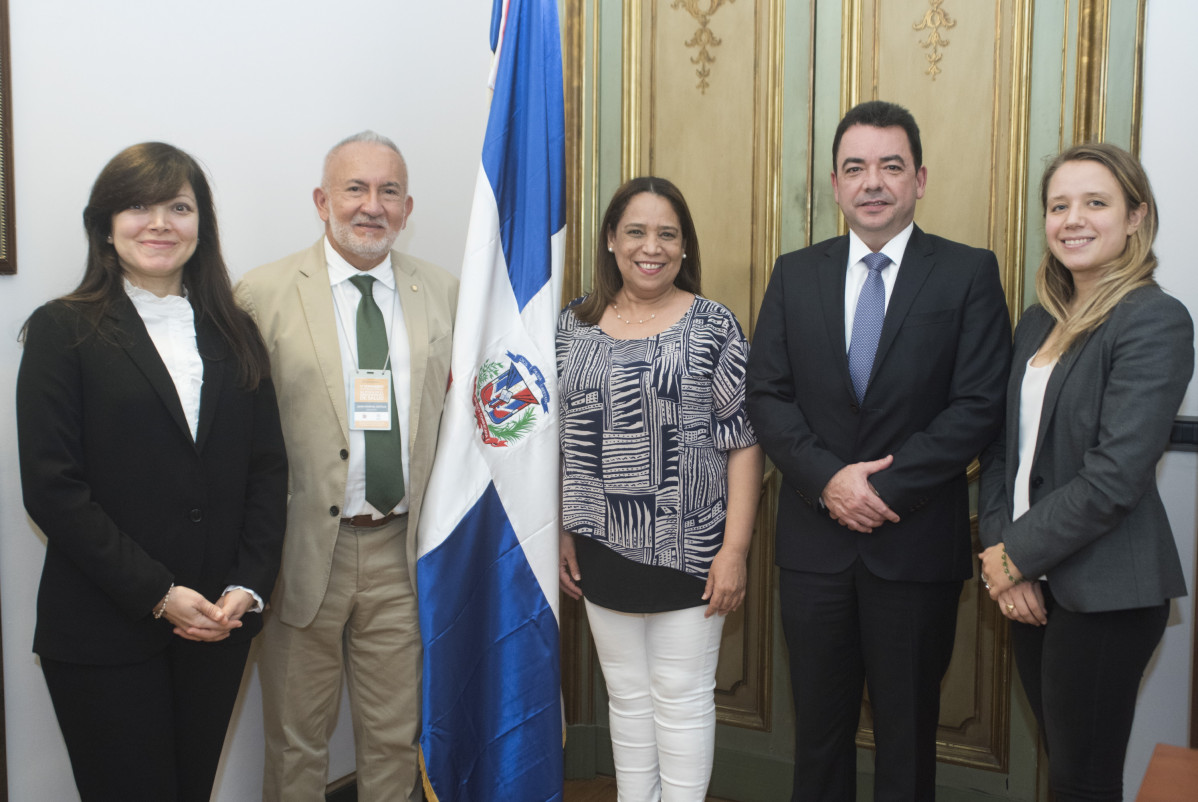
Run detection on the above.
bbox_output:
[556,296,757,580]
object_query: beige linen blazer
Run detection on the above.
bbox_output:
[236,240,458,627]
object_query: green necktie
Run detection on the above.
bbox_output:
[349,274,404,513]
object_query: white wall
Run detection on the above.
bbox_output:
[1126,0,1198,795]
[0,1,492,799]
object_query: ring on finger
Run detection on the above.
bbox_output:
[1006,603,1015,612]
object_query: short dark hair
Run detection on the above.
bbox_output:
[832,100,923,170]
[573,176,701,325]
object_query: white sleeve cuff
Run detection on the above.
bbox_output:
[222,585,264,613]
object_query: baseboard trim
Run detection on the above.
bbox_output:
[326,773,357,802]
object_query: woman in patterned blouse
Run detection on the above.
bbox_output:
[558,176,764,801]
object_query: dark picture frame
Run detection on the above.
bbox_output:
[0,0,15,275]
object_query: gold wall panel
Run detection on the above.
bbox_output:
[629,0,780,330]
[712,472,777,729]
[842,0,1032,770]
[626,0,783,729]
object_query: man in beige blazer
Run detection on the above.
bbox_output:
[236,131,458,802]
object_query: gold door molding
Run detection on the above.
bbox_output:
[1071,0,1148,153]
[1073,0,1110,144]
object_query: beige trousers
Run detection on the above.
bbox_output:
[260,515,422,802]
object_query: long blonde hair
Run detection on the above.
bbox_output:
[1035,142,1157,358]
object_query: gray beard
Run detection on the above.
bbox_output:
[329,216,398,263]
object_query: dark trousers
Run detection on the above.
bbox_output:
[41,636,252,802]
[1011,582,1168,802]
[779,560,962,802]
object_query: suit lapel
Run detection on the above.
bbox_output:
[870,226,934,385]
[393,252,428,451]
[1033,324,1089,467]
[297,252,351,438]
[110,295,195,445]
[817,236,855,399]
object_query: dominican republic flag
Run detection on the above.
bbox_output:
[416,0,565,800]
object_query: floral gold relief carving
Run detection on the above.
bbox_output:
[670,0,736,94]
[913,0,957,80]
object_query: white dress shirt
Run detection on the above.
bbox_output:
[124,280,263,611]
[1013,356,1056,521]
[1014,355,1055,582]
[324,237,413,518]
[125,280,203,440]
[843,222,915,349]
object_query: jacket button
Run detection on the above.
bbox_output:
[1031,476,1044,489]
[849,403,860,414]
[189,509,203,522]
[330,506,340,517]
[340,449,349,460]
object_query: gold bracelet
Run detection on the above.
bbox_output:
[153,583,175,619]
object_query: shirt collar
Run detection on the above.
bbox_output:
[123,278,193,318]
[323,236,396,290]
[846,222,914,271]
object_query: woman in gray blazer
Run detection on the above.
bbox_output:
[978,142,1193,801]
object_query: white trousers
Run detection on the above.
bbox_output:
[585,599,726,802]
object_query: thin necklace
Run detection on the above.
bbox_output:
[612,288,676,325]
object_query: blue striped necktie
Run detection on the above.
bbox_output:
[848,252,891,403]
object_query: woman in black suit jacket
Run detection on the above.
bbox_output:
[16,142,287,801]
[978,143,1193,801]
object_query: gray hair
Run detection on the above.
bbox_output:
[321,130,407,189]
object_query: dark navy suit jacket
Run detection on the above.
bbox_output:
[747,226,1011,582]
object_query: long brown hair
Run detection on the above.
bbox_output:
[1035,142,1158,358]
[41,142,269,389]
[573,176,702,325]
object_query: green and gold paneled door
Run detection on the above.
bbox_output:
[560,2,1146,798]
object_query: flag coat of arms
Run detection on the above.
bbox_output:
[416,0,565,799]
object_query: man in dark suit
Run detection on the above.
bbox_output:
[746,100,1011,800]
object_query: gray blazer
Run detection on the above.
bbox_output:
[978,285,1193,613]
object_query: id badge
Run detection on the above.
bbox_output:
[351,370,392,430]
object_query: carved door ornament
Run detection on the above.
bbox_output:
[670,0,737,93]
[913,0,957,80]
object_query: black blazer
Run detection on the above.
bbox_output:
[746,226,1011,582]
[17,296,287,664]
[978,288,1192,612]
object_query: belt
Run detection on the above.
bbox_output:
[340,511,402,528]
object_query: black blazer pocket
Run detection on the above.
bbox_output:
[903,309,955,328]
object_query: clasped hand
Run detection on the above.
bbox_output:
[978,542,1024,598]
[995,581,1047,626]
[822,455,900,532]
[160,586,251,642]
